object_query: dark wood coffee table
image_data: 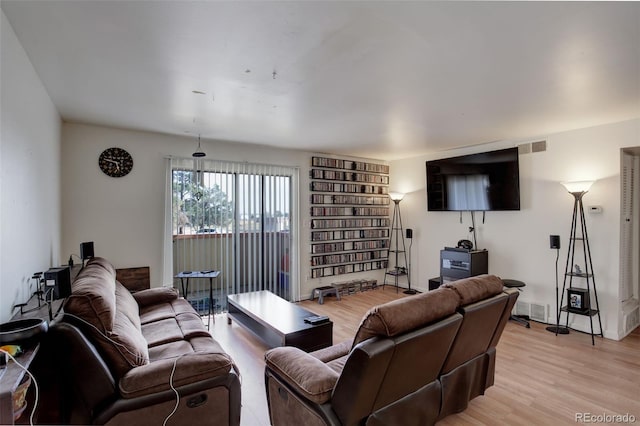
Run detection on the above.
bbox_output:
[227,290,332,352]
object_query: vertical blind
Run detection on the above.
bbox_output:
[163,157,299,311]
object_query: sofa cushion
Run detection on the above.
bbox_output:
[132,287,179,308]
[442,274,504,306]
[86,256,117,276]
[115,280,142,331]
[139,298,195,324]
[142,309,211,348]
[65,260,118,331]
[175,311,213,339]
[64,258,149,377]
[109,310,150,373]
[120,337,235,398]
[352,287,459,348]
[141,318,184,347]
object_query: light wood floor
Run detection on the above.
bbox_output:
[209,287,640,426]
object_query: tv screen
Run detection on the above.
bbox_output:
[426,147,520,211]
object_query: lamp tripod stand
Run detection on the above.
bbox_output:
[384,193,415,294]
[556,182,603,345]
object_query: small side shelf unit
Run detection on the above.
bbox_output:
[309,156,390,278]
[558,192,603,345]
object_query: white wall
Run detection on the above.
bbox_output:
[62,123,387,298]
[0,11,61,323]
[390,118,640,340]
[61,123,303,287]
[62,119,640,340]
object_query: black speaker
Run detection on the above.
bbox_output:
[44,266,71,299]
[80,241,94,260]
[406,228,413,239]
[550,235,560,249]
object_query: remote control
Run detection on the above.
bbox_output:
[304,315,330,325]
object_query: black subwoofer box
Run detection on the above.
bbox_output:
[44,266,71,299]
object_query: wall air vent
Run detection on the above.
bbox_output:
[532,140,547,152]
[517,140,547,155]
[517,144,531,155]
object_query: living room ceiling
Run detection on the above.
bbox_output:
[2,1,639,160]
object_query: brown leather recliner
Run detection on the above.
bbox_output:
[264,275,518,426]
[47,257,241,425]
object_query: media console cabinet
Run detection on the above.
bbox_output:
[440,248,488,284]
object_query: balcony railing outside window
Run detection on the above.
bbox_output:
[166,158,298,315]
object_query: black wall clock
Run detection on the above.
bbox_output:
[98,147,133,178]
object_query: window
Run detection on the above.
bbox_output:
[164,158,298,312]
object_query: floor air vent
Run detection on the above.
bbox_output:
[515,301,529,317]
[625,306,639,335]
[530,303,547,322]
[514,301,547,323]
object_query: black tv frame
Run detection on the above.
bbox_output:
[426,147,520,212]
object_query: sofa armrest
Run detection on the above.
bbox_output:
[49,321,117,423]
[119,351,234,398]
[310,339,352,363]
[265,346,339,404]
[132,287,178,307]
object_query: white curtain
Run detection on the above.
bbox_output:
[446,174,490,211]
[162,157,174,286]
[162,157,299,311]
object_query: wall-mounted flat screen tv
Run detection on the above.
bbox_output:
[426,147,520,211]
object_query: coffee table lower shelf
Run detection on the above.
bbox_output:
[227,290,332,352]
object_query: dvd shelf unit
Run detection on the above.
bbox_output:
[310,156,390,278]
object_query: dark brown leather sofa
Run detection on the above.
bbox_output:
[264,274,518,426]
[48,257,241,425]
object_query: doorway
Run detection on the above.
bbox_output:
[620,148,640,337]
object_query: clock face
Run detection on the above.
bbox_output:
[98,147,133,178]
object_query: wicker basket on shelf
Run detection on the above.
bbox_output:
[13,374,31,421]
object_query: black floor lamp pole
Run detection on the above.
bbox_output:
[546,241,569,334]
[395,201,416,295]
[404,229,416,295]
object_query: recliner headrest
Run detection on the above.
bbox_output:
[352,287,459,348]
[442,274,504,306]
